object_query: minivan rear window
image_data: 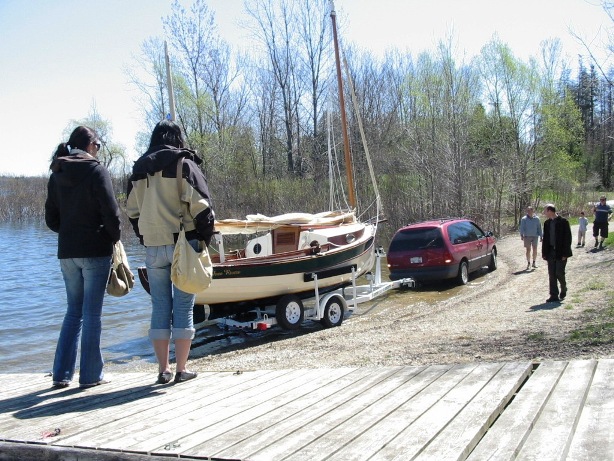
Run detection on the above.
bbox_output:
[389,228,444,252]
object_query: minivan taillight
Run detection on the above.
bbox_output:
[443,251,453,264]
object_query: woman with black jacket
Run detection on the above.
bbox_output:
[45,125,121,389]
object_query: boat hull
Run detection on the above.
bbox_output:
[197,232,376,307]
[137,223,377,318]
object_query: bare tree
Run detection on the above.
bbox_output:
[245,0,302,175]
[125,37,169,127]
[164,0,216,152]
[68,101,128,175]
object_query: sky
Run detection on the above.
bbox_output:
[0,0,611,177]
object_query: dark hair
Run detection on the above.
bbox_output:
[545,204,556,213]
[148,120,185,150]
[51,125,99,164]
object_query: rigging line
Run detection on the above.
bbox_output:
[341,53,383,216]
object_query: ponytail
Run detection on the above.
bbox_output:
[50,142,70,167]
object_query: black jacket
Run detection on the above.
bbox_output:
[45,153,121,259]
[542,215,572,260]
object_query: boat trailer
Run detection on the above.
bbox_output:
[216,247,414,331]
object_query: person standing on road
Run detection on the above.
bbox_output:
[519,206,542,270]
[577,211,588,247]
[45,126,121,389]
[592,195,612,250]
[542,204,572,303]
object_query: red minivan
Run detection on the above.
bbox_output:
[387,219,497,285]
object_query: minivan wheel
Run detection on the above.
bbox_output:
[488,250,497,271]
[456,260,469,285]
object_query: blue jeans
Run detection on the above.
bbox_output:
[53,256,111,385]
[145,243,196,341]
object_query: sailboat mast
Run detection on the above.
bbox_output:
[330,3,356,210]
[164,40,177,122]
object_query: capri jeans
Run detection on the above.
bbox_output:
[145,242,197,341]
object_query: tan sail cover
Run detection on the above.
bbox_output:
[214,211,356,235]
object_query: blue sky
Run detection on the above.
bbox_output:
[0,0,610,176]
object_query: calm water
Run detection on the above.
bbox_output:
[0,221,155,373]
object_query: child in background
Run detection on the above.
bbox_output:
[578,211,588,247]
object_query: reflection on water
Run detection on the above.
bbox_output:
[0,220,484,373]
[0,221,154,373]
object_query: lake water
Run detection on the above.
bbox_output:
[0,221,156,374]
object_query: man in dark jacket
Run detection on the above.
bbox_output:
[541,204,572,303]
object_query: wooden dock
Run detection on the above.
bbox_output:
[0,359,612,460]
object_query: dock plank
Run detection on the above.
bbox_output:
[0,373,51,399]
[191,367,406,459]
[283,365,459,461]
[160,366,375,456]
[326,364,473,461]
[417,361,532,460]
[466,361,567,460]
[1,360,612,461]
[370,362,504,460]
[516,360,596,459]
[0,373,151,439]
[248,364,485,461]
[139,367,357,455]
[101,370,320,452]
[29,371,232,446]
[567,359,614,460]
[58,369,287,449]
[235,366,432,461]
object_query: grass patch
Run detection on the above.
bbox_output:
[528,331,546,341]
[568,292,614,344]
[586,281,606,291]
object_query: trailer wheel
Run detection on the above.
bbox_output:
[320,295,345,328]
[275,295,304,330]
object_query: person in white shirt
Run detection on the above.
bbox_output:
[577,211,588,247]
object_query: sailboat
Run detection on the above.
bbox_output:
[138,4,381,329]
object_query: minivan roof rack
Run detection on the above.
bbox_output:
[405,217,465,226]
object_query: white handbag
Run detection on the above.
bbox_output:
[170,158,213,294]
[171,225,213,294]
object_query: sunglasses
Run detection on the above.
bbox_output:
[92,141,101,151]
